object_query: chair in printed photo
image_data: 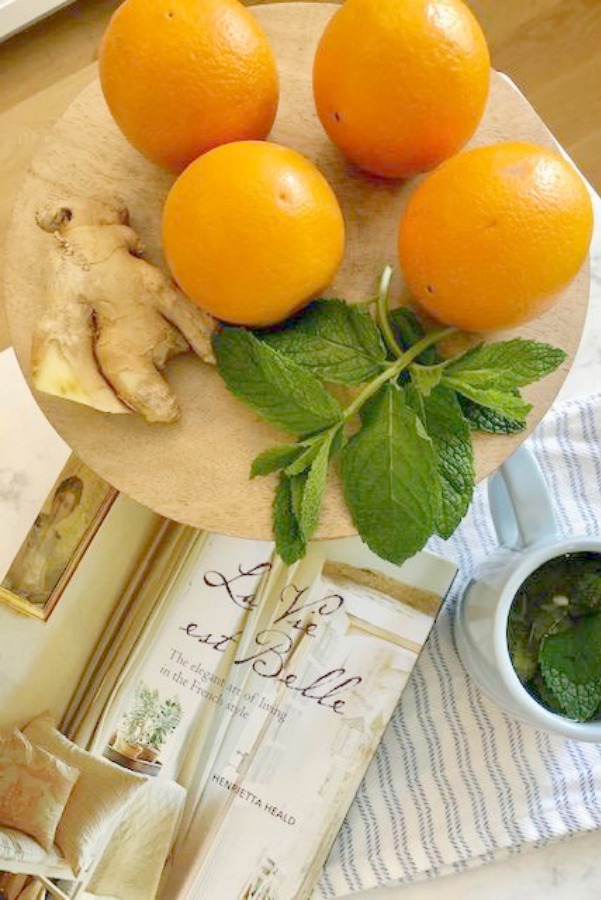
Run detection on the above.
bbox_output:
[0,716,187,900]
[0,717,144,900]
[0,827,91,899]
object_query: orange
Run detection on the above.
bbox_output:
[313,0,490,179]
[99,0,278,172]
[161,141,345,327]
[398,141,593,332]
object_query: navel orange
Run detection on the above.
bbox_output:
[162,141,345,327]
[398,141,593,332]
[99,0,279,172]
[312,0,490,179]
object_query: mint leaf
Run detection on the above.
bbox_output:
[530,605,571,644]
[261,300,387,385]
[412,385,474,539]
[299,434,332,539]
[540,613,601,721]
[285,434,327,476]
[214,328,342,436]
[508,597,571,686]
[278,433,334,539]
[273,475,306,565]
[531,672,564,715]
[459,395,526,434]
[290,473,306,525]
[441,339,565,420]
[342,384,441,564]
[444,339,566,391]
[251,444,301,478]
[442,379,532,421]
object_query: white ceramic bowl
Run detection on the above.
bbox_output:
[455,446,601,742]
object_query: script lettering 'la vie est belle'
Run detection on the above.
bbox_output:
[179,563,362,715]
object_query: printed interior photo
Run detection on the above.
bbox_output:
[0,515,456,900]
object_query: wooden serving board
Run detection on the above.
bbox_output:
[3,2,589,540]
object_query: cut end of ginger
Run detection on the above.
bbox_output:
[32,340,130,414]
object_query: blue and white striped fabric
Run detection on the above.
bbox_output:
[317,393,601,897]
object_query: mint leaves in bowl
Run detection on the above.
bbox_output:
[508,552,601,723]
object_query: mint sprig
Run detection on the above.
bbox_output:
[507,556,601,721]
[213,266,566,566]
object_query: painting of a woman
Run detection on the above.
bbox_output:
[1,456,116,619]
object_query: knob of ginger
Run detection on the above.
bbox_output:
[32,196,216,423]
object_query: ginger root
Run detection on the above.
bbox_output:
[32,196,216,423]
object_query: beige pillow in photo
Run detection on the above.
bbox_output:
[24,714,145,874]
[0,727,80,851]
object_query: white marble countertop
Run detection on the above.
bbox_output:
[349,190,601,900]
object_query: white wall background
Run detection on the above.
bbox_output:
[0,494,160,728]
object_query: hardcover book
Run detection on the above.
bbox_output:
[123,533,458,899]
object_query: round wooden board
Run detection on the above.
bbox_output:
[4,2,589,540]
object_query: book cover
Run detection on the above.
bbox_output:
[102,534,456,899]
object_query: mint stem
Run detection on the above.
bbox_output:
[376,265,405,360]
[343,326,455,422]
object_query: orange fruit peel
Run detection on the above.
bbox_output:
[398,141,593,332]
[162,141,346,328]
[313,0,490,179]
[100,0,279,172]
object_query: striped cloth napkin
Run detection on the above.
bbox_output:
[317,393,601,898]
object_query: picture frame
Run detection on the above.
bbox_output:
[0,453,118,621]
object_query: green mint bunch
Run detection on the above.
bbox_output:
[213,266,566,566]
[508,560,601,721]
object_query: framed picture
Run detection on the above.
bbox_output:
[0,454,117,620]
